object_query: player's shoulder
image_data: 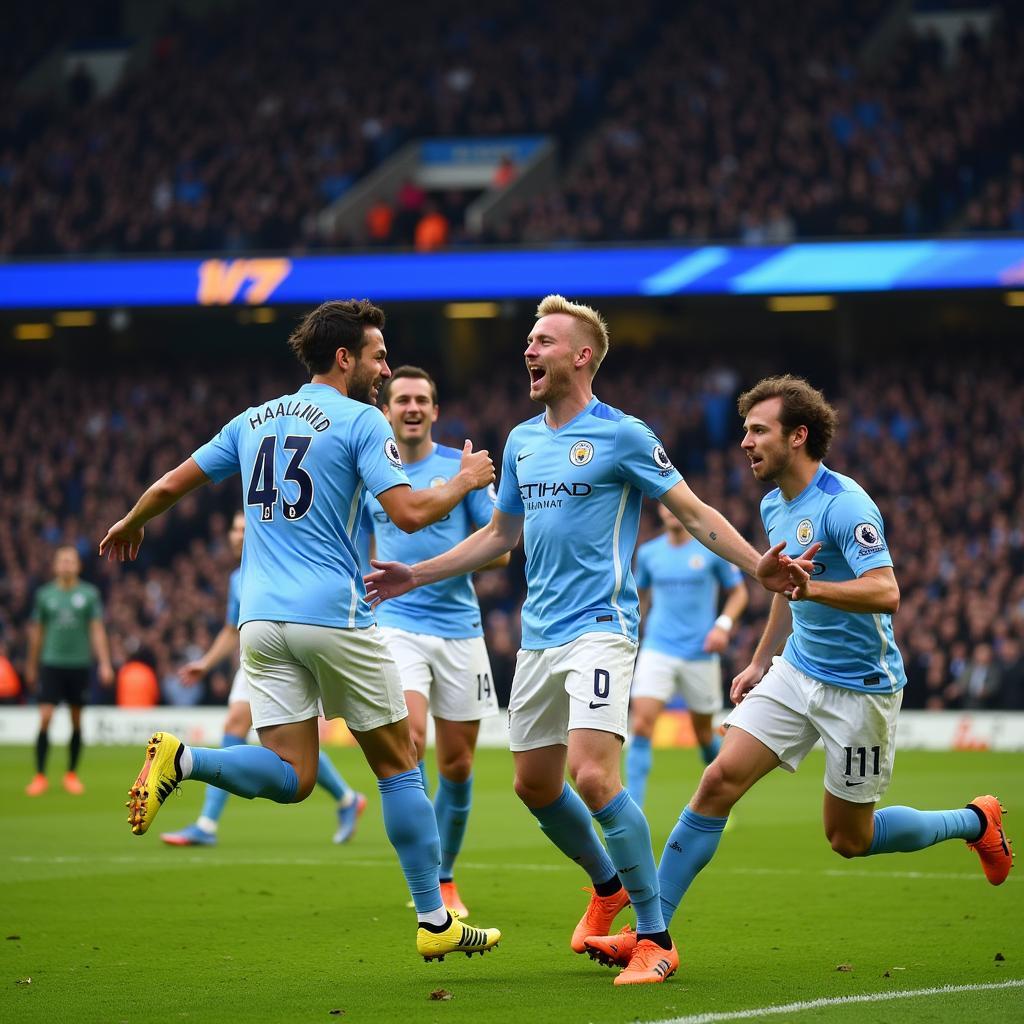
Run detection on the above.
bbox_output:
[80,581,101,597]
[816,466,877,510]
[506,413,545,447]
[760,486,783,513]
[432,443,463,462]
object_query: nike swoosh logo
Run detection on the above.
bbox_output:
[588,701,609,710]
[619,864,638,873]
[845,780,865,787]
[516,452,532,463]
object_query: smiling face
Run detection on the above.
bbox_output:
[383,375,438,445]
[523,313,595,405]
[741,396,804,482]
[346,327,391,405]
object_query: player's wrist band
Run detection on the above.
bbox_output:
[715,614,734,632]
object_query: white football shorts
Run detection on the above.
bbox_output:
[631,648,723,714]
[508,632,638,751]
[227,666,250,705]
[725,656,902,803]
[239,620,407,733]
[379,627,499,722]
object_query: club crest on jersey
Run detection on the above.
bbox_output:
[72,593,87,609]
[796,519,814,546]
[652,445,674,472]
[429,475,447,488]
[569,440,594,466]
[689,554,705,570]
[854,522,884,552]
[384,439,403,467]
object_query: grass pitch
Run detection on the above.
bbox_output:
[1,744,1020,1024]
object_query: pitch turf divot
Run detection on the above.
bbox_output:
[652,979,1024,1024]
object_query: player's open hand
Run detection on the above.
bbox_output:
[458,439,495,491]
[99,519,144,561]
[98,663,115,687]
[730,660,767,704]
[783,559,812,601]
[363,559,417,607]
[755,541,820,593]
[179,661,206,686]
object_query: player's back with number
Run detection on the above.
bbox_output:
[195,382,407,630]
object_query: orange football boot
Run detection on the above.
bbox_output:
[967,795,1013,885]
[584,925,637,968]
[63,771,85,795]
[614,937,679,985]
[25,773,48,797]
[440,880,469,918]
[571,886,630,953]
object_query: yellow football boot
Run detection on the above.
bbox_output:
[127,732,184,836]
[416,912,500,962]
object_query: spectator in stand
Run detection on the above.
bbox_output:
[415,201,450,251]
[366,198,395,245]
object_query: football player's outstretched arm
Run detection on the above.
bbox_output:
[99,458,209,561]
[658,480,819,593]
[784,563,899,614]
[364,510,522,607]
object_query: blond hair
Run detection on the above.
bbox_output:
[535,294,610,374]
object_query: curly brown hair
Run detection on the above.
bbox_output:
[737,374,838,461]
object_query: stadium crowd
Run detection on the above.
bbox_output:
[2,349,1022,710]
[3,2,1023,254]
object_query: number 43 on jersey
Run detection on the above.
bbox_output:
[247,435,314,521]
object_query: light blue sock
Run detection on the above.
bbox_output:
[658,806,728,927]
[378,769,442,914]
[435,774,472,881]
[197,732,246,824]
[528,782,617,885]
[624,735,652,808]
[315,751,351,803]
[189,744,298,803]
[868,805,983,855]
[699,734,721,766]
[418,759,429,796]
[593,789,664,934]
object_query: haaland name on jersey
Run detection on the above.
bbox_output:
[364,443,495,638]
[495,396,681,650]
[762,463,907,693]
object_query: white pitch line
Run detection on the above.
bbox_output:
[5,855,1012,883]
[654,979,1024,1024]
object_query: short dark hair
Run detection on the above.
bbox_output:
[287,299,385,375]
[380,365,438,407]
[737,374,838,461]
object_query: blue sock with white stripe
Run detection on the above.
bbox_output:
[378,769,443,914]
[188,743,299,803]
[658,806,728,926]
[699,734,721,766]
[528,782,617,885]
[593,789,665,934]
[624,735,652,808]
[196,732,246,826]
[435,774,473,881]
[867,806,983,854]
[417,759,430,797]
[315,751,352,803]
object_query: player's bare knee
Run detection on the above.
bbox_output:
[571,764,618,812]
[409,728,427,762]
[294,771,318,802]
[438,752,473,784]
[513,773,559,809]
[828,830,871,859]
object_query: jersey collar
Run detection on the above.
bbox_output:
[781,463,828,507]
[542,395,598,436]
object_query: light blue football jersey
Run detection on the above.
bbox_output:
[495,396,682,649]
[192,382,409,629]
[225,568,241,627]
[635,534,743,660]
[363,443,495,638]
[761,463,906,693]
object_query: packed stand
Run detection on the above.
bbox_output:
[498,2,1024,244]
[964,152,1024,232]
[0,0,652,255]
[2,348,1023,710]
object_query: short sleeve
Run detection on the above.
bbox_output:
[88,587,104,621]
[495,435,525,516]
[193,415,243,483]
[712,555,743,589]
[824,491,894,576]
[634,546,652,590]
[353,408,410,497]
[30,589,44,623]
[613,417,683,498]
[467,481,497,528]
